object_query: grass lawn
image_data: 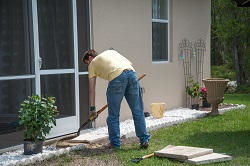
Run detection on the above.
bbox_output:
[110,94,250,166]
[36,94,250,166]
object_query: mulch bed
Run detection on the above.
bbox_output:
[199,103,234,112]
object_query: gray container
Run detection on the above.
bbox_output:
[24,140,43,155]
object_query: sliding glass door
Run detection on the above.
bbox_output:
[0,0,90,149]
[34,0,78,137]
[0,0,34,149]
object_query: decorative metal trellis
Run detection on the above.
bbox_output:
[194,39,206,86]
[179,38,206,108]
[179,39,193,107]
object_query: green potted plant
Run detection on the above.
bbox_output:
[19,95,58,155]
[186,78,201,110]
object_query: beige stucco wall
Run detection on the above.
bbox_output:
[91,0,211,127]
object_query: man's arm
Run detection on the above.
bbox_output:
[89,77,96,107]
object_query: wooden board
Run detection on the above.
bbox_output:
[185,153,232,165]
[154,145,213,160]
[70,133,108,144]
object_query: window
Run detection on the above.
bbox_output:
[0,0,34,149]
[152,0,169,61]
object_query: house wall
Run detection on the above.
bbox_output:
[91,0,211,127]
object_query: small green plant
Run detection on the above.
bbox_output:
[186,78,201,99]
[19,95,58,142]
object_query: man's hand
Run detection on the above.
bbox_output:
[89,106,98,120]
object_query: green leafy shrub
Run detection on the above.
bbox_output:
[211,65,236,80]
[19,95,58,142]
[236,84,250,94]
[186,78,201,98]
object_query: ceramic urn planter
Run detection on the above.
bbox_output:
[202,78,229,115]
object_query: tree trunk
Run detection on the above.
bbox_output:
[233,39,241,85]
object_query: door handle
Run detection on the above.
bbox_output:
[39,57,42,69]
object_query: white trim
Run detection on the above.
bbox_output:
[152,19,168,23]
[152,61,170,64]
[79,71,89,75]
[72,0,80,129]
[32,0,41,95]
[0,75,35,81]
[40,69,75,75]
[89,0,93,49]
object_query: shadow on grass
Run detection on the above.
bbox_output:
[182,130,250,158]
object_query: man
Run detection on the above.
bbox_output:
[82,49,150,149]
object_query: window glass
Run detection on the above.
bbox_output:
[0,0,33,76]
[79,75,90,128]
[41,74,75,118]
[152,23,168,61]
[37,0,74,69]
[0,79,34,149]
[152,0,168,19]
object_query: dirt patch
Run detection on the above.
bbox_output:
[29,137,139,166]
[29,145,120,166]
[31,153,120,166]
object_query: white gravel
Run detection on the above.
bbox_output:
[0,145,84,166]
[0,104,246,166]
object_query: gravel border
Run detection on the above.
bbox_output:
[0,104,246,166]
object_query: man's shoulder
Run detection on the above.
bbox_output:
[99,49,120,56]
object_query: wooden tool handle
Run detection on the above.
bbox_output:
[96,105,108,115]
[142,153,154,159]
[78,73,146,133]
[138,73,146,81]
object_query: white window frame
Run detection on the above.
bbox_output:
[152,0,170,63]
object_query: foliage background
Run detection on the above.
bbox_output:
[211,0,250,91]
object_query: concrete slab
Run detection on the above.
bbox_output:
[69,133,108,144]
[154,145,213,160]
[185,153,232,165]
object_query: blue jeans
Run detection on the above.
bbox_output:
[106,70,150,147]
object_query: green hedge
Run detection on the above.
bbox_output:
[211,65,236,81]
[236,84,250,94]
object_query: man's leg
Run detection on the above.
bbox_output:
[106,74,127,147]
[125,71,150,145]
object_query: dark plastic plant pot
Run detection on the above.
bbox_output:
[24,140,43,155]
[144,112,151,117]
[202,99,211,108]
[191,104,199,110]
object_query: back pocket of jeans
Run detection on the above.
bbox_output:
[108,83,123,94]
[128,80,139,94]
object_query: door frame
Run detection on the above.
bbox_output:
[31,0,91,138]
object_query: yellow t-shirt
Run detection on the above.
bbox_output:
[88,50,135,81]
